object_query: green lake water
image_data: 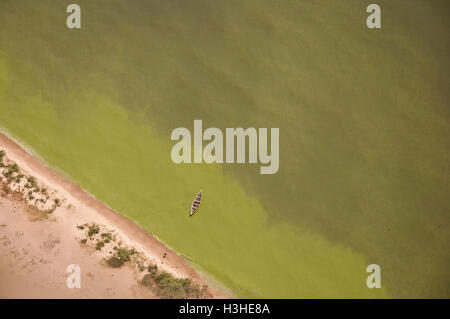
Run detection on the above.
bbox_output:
[0,0,449,298]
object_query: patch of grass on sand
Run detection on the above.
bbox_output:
[95,240,105,250]
[87,223,100,238]
[105,246,137,268]
[25,205,48,222]
[141,265,209,299]
[76,224,116,251]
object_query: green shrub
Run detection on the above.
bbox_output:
[9,163,19,173]
[142,274,153,288]
[87,224,100,237]
[138,263,146,272]
[101,232,113,241]
[96,241,105,250]
[153,272,197,298]
[148,264,158,275]
[141,265,207,298]
[27,176,37,188]
[3,170,12,179]
[15,174,24,183]
[105,246,136,268]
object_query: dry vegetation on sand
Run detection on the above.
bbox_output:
[77,222,211,298]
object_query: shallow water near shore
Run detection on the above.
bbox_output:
[1,0,449,297]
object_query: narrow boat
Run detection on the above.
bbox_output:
[190,190,202,217]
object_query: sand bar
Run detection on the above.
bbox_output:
[0,132,222,298]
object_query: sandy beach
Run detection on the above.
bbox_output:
[0,133,221,298]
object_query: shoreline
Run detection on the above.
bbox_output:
[0,132,225,298]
